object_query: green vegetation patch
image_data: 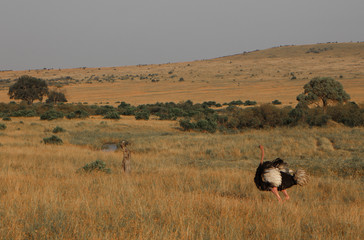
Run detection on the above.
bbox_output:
[77,160,111,174]
[52,126,66,133]
[43,135,63,145]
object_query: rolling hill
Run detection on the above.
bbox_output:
[0,42,363,106]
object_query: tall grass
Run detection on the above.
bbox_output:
[0,117,363,239]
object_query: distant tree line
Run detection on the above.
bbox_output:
[0,97,362,130]
[1,75,362,130]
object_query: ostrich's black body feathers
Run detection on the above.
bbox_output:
[254,158,297,191]
[277,172,296,191]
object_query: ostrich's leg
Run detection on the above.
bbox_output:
[282,190,290,201]
[271,187,282,202]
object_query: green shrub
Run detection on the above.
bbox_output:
[256,104,289,127]
[43,135,63,145]
[226,117,240,129]
[272,99,282,105]
[179,119,196,131]
[244,100,257,106]
[66,112,76,119]
[202,101,218,107]
[196,119,217,133]
[306,108,331,126]
[135,111,150,120]
[77,160,111,174]
[11,110,36,117]
[232,107,261,129]
[95,105,115,115]
[103,111,120,119]
[46,91,67,104]
[217,115,228,125]
[327,102,364,127]
[0,124,6,130]
[156,107,184,120]
[52,126,66,133]
[119,106,136,116]
[66,109,90,119]
[117,102,131,108]
[228,100,244,106]
[157,111,175,120]
[40,110,64,120]
[2,116,11,121]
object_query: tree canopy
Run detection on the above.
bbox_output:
[46,90,68,104]
[8,75,49,104]
[296,77,350,113]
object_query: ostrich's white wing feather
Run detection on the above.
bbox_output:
[279,166,294,175]
[263,168,282,187]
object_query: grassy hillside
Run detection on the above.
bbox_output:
[0,42,363,105]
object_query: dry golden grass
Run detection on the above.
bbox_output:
[0,117,363,239]
[0,42,363,106]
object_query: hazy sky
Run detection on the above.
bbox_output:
[1,0,363,70]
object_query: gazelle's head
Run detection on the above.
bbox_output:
[120,140,129,148]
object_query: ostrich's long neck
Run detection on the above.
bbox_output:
[260,146,264,164]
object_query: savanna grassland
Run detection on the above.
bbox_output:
[0,42,363,239]
[0,116,363,239]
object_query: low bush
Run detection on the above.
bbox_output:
[11,110,36,117]
[119,106,136,116]
[103,111,120,119]
[52,126,66,133]
[117,102,131,108]
[43,135,63,145]
[228,100,244,106]
[244,100,257,106]
[0,124,6,130]
[66,109,90,119]
[179,119,196,131]
[40,110,64,120]
[179,118,217,133]
[77,160,111,174]
[306,111,331,126]
[96,105,116,115]
[327,102,364,127]
[196,119,217,133]
[2,116,11,121]
[135,111,150,120]
[46,91,67,104]
[272,99,282,105]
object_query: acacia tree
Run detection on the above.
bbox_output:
[46,90,68,104]
[296,77,350,113]
[8,75,49,104]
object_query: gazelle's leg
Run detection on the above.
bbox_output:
[271,187,282,202]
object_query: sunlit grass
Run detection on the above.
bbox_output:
[0,117,363,239]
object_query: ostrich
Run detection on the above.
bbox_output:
[254,145,308,202]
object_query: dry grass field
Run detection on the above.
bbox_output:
[0,42,363,106]
[0,116,363,239]
[0,42,363,239]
